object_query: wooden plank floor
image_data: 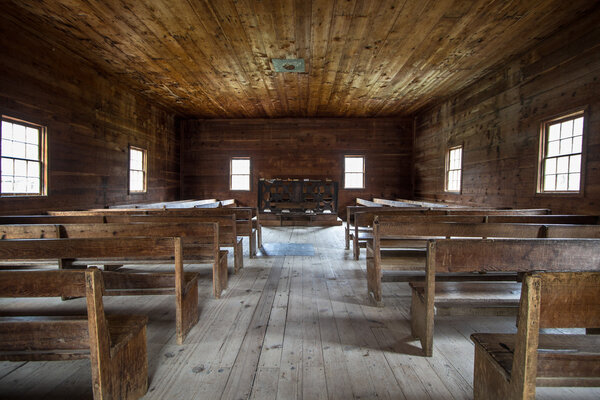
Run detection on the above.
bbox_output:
[1,225,600,399]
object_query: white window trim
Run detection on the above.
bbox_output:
[344,155,365,190]
[128,145,147,194]
[445,145,463,193]
[537,109,586,195]
[1,115,47,197]
[230,157,251,191]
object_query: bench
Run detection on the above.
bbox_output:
[366,220,546,303]
[109,198,218,209]
[411,238,600,356]
[0,221,227,298]
[471,271,600,399]
[0,236,200,344]
[0,268,148,399]
[48,208,250,266]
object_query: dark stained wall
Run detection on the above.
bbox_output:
[0,15,179,214]
[413,13,600,214]
[181,118,414,214]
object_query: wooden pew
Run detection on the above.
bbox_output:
[0,268,148,399]
[50,207,259,259]
[471,271,600,399]
[410,238,600,356]
[373,198,453,208]
[110,198,217,209]
[0,221,227,298]
[367,220,546,304]
[0,237,200,344]
[355,198,386,207]
[351,208,552,259]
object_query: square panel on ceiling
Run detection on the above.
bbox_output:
[272,58,305,73]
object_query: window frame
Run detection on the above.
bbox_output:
[344,155,365,190]
[444,145,463,194]
[0,115,47,197]
[128,145,147,194]
[230,157,251,191]
[537,109,587,196]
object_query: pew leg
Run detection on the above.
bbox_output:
[345,226,350,250]
[257,225,262,248]
[366,257,383,306]
[250,231,257,257]
[176,279,199,345]
[213,252,229,299]
[353,237,360,260]
[410,287,433,357]
[234,240,244,273]
[472,342,512,400]
[101,324,149,400]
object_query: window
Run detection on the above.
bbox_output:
[539,111,585,193]
[129,146,147,193]
[230,158,250,191]
[1,116,46,196]
[445,145,462,193]
[344,156,365,189]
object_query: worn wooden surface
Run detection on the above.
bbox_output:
[0,8,179,215]
[472,272,600,399]
[181,118,414,214]
[1,226,598,399]
[3,1,597,118]
[414,6,600,214]
[0,269,148,399]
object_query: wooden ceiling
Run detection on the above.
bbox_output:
[3,0,597,118]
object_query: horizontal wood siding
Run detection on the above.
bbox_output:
[181,118,413,215]
[0,15,179,214]
[413,12,600,214]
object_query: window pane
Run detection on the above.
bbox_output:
[556,156,569,174]
[14,159,27,176]
[26,127,39,145]
[13,124,26,142]
[231,174,250,190]
[1,158,13,175]
[568,173,580,191]
[13,141,25,159]
[130,170,144,191]
[569,155,581,173]
[547,140,559,157]
[560,119,573,138]
[14,176,26,193]
[345,172,363,189]
[556,174,568,191]
[27,161,40,178]
[231,159,250,174]
[543,174,555,191]
[26,178,40,194]
[1,121,13,140]
[573,117,584,136]
[345,157,364,173]
[1,176,14,193]
[572,136,582,154]
[548,123,560,141]
[559,138,572,155]
[26,144,38,160]
[545,158,556,175]
[2,139,14,157]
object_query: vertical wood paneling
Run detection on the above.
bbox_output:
[181,118,413,215]
[0,16,179,215]
[413,13,600,214]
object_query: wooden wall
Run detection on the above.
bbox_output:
[413,12,600,214]
[181,118,413,214]
[0,14,180,214]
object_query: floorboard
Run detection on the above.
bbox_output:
[0,225,599,399]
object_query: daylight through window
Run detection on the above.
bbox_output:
[230,158,250,191]
[445,146,462,192]
[129,146,147,193]
[344,156,365,189]
[1,117,45,195]
[540,112,584,193]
